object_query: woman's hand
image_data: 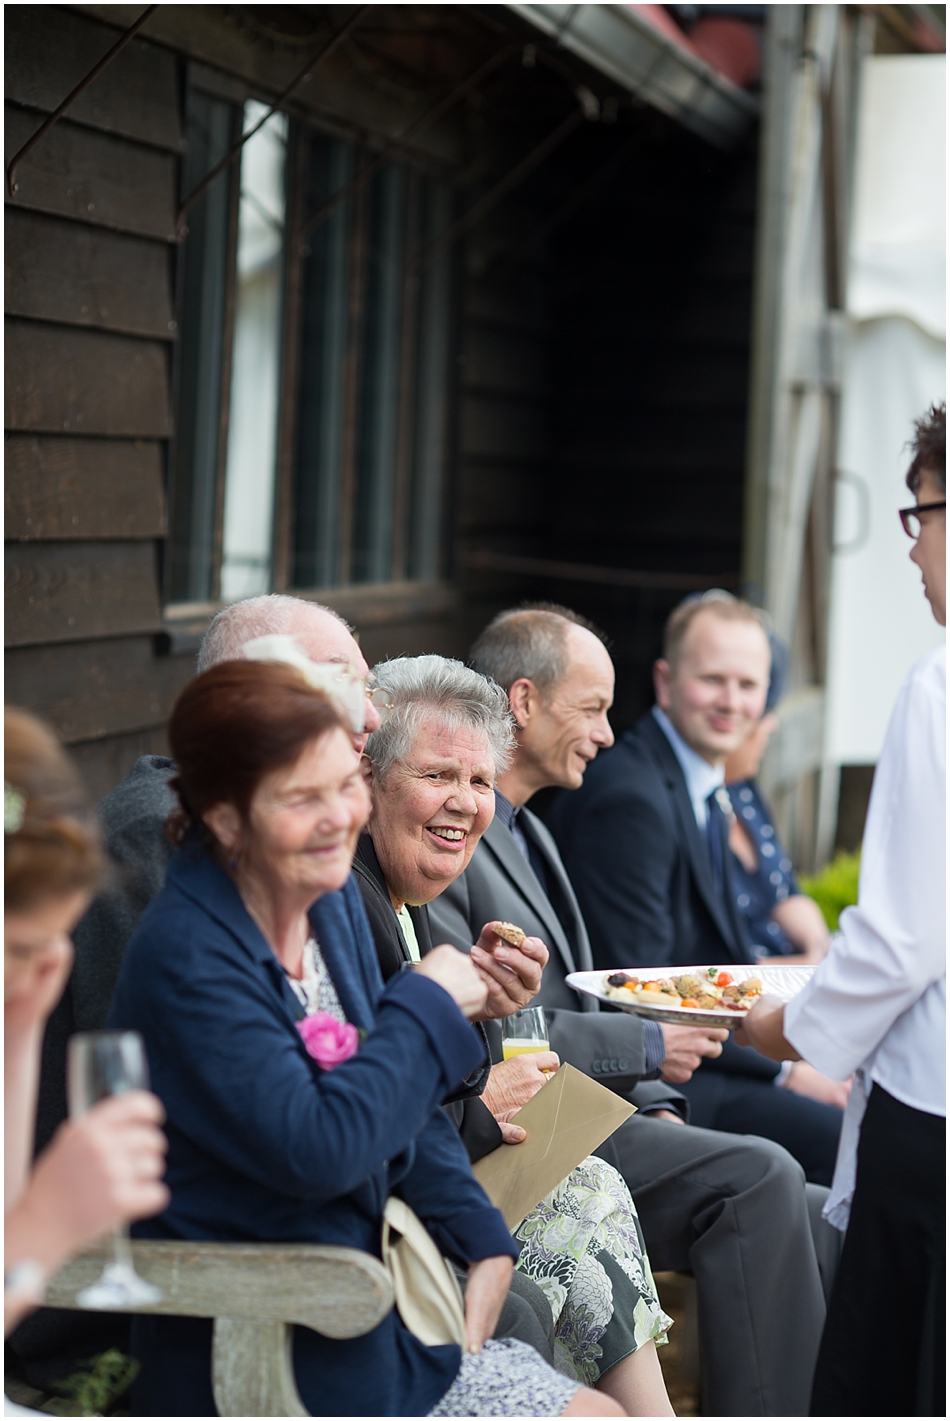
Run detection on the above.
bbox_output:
[464,1254,513,1353]
[481,1054,559,1123]
[414,945,488,1020]
[469,925,548,1021]
[5,1091,169,1279]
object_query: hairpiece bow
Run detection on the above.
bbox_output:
[240,635,367,733]
[4,782,26,835]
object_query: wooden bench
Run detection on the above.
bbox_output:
[44,1239,394,1417]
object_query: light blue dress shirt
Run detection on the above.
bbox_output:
[651,706,724,828]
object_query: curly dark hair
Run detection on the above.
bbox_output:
[906,402,946,495]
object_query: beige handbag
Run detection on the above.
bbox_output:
[381,1196,467,1348]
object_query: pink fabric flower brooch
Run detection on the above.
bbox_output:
[297,1012,360,1070]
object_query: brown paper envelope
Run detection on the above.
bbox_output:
[472,1064,636,1230]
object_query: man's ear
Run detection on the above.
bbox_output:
[508,678,535,729]
[202,801,242,853]
[654,659,672,710]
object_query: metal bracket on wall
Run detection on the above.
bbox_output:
[6,4,159,197]
[175,4,369,240]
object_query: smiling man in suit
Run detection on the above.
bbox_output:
[548,591,846,1187]
[429,603,838,1418]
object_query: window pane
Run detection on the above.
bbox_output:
[353,163,408,584]
[220,102,287,602]
[409,180,452,580]
[293,134,353,588]
[167,91,233,603]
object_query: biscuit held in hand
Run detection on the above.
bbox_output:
[470,922,548,1019]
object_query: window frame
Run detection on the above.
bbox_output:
[165,64,458,616]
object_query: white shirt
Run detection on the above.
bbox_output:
[652,706,724,829]
[785,643,946,1224]
[396,905,422,963]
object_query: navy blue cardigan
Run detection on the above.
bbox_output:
[109,843,516,1417]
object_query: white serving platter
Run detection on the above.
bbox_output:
[565,964,813,1029]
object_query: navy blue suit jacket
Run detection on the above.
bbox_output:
[549,712,754,969]
[110,842,514,1417]
[548,714,781,1087]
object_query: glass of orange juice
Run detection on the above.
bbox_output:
[501,1006,549,1060]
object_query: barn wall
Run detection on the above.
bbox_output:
[4,6,190,790]
[5,4,763,806]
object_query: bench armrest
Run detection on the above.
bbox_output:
[45,1239,394,1338]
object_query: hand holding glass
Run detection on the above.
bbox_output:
[67,1031,163,1309]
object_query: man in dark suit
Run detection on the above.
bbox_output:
[430,603,840,1418]
[548,591,846,1186]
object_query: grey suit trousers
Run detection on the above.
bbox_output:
[596,1112,831,1417]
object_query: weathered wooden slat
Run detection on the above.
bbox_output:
[5,106,178,242]
[4,542,162,647]
[458,394,548,462]
[5,321,172,438]
[5,210,175,338]
[4,635,194,743]
[69,724,170,805]
[460,325,547,398]
[5,435,166,540]
[213,1319,307,1417]
[5,6,183,152]
[45,1240,394,1337]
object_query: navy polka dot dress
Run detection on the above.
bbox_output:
[726,778,799,961]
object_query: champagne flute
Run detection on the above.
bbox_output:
[67,1031,163,1309]
[501,1006,550,1060]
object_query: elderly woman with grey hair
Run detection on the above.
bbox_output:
[355,655,673,1416]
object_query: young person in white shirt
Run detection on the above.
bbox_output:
[737,402,946,1417]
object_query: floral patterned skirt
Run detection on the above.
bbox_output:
[513,1156,673,1385]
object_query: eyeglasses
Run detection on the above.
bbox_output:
[899,501,946,538]
[366,684,393,724]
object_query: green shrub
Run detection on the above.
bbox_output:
[47,1350,138,1417]
[800,849,861,931]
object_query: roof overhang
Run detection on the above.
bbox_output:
[506,4,760,150]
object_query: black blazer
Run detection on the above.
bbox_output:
[548,713,779,1086]
[549,711,753,971]
[352,835,503,1163]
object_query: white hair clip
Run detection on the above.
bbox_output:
[240,635,366,733]
[4,782,26,835]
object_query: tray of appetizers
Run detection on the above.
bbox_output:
[565,964,813,1028]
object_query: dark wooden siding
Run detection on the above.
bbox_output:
[5,4,761,804]
[539,118,758,731]
[4,6,182,788]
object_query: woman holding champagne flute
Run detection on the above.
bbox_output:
[4,708,168,1348]
[355,655,674,1415]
